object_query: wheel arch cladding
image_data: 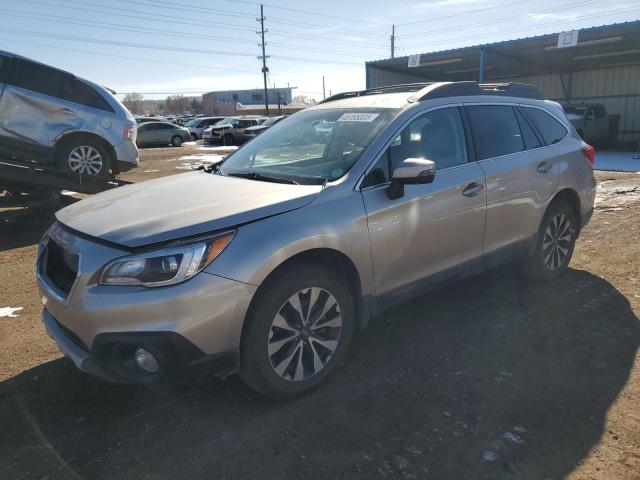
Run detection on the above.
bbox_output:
[240,248,365,344]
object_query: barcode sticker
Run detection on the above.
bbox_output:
[337,113,380,123]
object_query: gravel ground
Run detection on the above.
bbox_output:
[1,144,639,479]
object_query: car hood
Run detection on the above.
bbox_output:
[56,172,323,248]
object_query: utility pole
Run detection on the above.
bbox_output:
[322,76,326,100]
[257,4,269,115]
[391,25,395,59]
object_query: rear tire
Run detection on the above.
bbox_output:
[57,138,111,178]
[523,201,577,280]
[240,264,355,398]
[171,135,183,147]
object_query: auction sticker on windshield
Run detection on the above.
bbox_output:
[337,113,380,122]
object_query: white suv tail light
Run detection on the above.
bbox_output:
[124,124,137,143]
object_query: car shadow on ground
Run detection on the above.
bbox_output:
[1,267,638,479]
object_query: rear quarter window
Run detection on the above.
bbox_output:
[68,80,115,113]
[523,107,568,146]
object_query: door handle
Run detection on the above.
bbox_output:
[462,182,484,197]
[537,161,552,174]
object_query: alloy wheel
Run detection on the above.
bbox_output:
[68,146,103,176]
[543,213,572,270]
[267,287,342,382]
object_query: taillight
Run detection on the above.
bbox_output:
[124,124,137,142]
[581,145,595,168]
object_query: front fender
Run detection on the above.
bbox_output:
[204,189,375,302]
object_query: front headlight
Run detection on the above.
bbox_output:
[99,232,234,287]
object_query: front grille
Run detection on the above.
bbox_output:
[44,238,79,296]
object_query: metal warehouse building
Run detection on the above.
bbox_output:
[366,21,640,143]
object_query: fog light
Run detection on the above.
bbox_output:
[134,348,159,373]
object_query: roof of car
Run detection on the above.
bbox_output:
[310,82,544,111]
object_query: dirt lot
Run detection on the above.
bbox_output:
[1,144,639,479]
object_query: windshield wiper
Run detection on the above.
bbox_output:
[224,171,299,185]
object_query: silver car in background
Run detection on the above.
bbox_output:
[0,50,138,178]
[37,82,596,398]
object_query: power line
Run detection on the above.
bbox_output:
[0,37,257,74]
[4,28,364,66]
[397,0,532,27]
[401,0,603,39]
[225,0,385,26]
[6,10,375,59]
[402,6,640,50]
[26,0,256,32]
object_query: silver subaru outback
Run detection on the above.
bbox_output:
[37,82,596,398]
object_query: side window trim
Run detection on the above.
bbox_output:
[514,106,544,148]
[458,106,477,163]
[358,103,469,191]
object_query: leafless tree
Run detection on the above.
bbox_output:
[122,93,144,114]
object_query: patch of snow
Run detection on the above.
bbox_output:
[197,145,238,152]
[482,450,499,462]
[179,154,225,164]
[513,425,527,433]
[143,169,159,173]
[0,307,23,318]
[595,150,640,173]
[595,181,640,210]
[502,432,524,444]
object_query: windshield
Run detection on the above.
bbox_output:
[219,109,395,183]
[185,118,201,127]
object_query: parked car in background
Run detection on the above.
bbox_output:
[0,50,138,178]
[243,115,287,141]
[136,122,191,148]
[185,116,225,140]
[38,82,595,398]
[202,116,265,145]
[564,104,612,145]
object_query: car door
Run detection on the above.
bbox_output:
[136,123,156,145]
[466,104,557,260]
[360,106,487,303]
[0,58,83,162]
[155,123,174,144]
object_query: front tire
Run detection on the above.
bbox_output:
[190,133,198,141]
[240,264,355,398]
[523,201,577,280]
[171,135,183,147]
[57,138,110,178]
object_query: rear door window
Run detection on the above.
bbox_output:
[467,105,524,160]
[522,107,568,146]
[8,58,67,98]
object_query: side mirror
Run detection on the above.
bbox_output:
[387,158,436,200]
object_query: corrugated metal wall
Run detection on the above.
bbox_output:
[500,64,640,142]
[367,66,427,88]
[367,63,640,142]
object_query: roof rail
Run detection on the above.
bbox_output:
[410,81,543,101]
[319,83,436,104]
[320,81,544,105]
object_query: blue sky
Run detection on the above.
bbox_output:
[0,0,638,101]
